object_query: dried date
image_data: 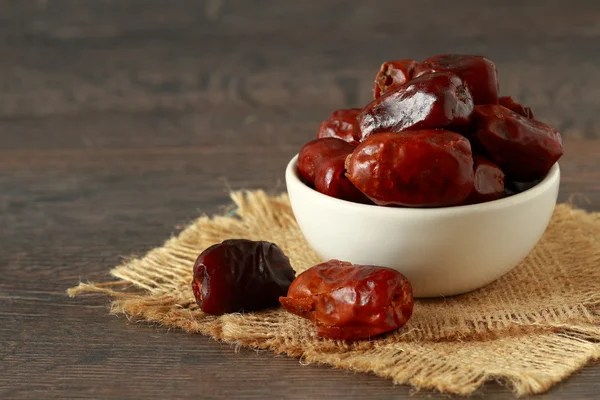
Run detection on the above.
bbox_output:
[413,54,499,105]
[472,104,563,180]
[298,138,355,183]
[192,239,296,315]
[317,108,362,145]
[313,157,370,203]
[498,96,534,119]
[357,72,473,141]
[464,156,505,204]
[346,130,474,207]
[279,260,413,341]
[298,138,368,203]
[373,59,418,99]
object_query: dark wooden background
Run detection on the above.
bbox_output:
[1,1,599,399]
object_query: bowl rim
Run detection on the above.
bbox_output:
[285,154,560,216]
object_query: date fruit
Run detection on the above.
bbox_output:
[317,108,362,145]
[346,130,474,207]
[313,157,371,203]
[192,239,295,315]
[499,96,534,119]
[357,72,473,141]
[464,156,505,204]
[279,260,413,341]
[298,138,368,203]
[373,59,418,99]
[472,104,563,181]
[414,54,499,105]
[298,138,355,183]
[295,53,563,207]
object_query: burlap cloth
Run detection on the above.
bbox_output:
[68,190,600,396]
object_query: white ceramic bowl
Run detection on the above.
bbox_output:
[285,155,560,297]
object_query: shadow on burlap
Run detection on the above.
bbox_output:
[68,191,600,396]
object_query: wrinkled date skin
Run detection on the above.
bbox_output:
[414,54,499,105]
[499,96,534,119]
[464,156,505,204]
[357,72,474,141]
[346,130,474,207]
[472,105,563,181]
[317,108,362,145]
[192,239,296,315]
[298,138,369,203]
[279,260,414,341]
[373,59,418,99]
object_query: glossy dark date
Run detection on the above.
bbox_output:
[499,96,534,119]
[192,239,295,315]
[373,59,418,99]
[464,156,505,204]
[317,108,361,146]
[279,260,413,341]
[414,54,499,105]
[298,138,368,203]
[346,130,474,207]
[357,72,473,141]
[472,104,563,181]
[298,138,355,183]
[294,53,563,208]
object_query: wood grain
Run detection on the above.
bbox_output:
[1,1,599,399]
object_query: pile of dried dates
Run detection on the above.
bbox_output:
[190,54,565,341]
[300,54,564,207]
[192,239,413,341]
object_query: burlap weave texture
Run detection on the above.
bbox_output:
[68,191,600,396]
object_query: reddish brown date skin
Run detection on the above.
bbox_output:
[373,59,418,99]
[298,138,355,183]
[317,108,361,146]
[464,156,505,204]
[279,260,413,341]
[192,239,296,315]
[346,130,474,207]
[357,72,474,141]
[499,96,534,119]
[298,138,368,203]
[414,54,499,105]
[313,156,370,204]
[472,104,563,181]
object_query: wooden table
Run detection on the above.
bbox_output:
[1,1,599,398]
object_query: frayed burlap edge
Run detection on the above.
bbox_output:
[68,190,600,396]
